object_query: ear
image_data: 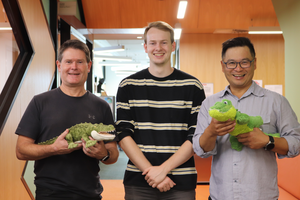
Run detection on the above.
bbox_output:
[172,41,176,52]
[253,58,257,70]
[56,60,61,72]
[144,42,147,53]
[221,60,225,73]
[87,61,92,73]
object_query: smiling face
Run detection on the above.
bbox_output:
[144,27,175,68]
[56,48,92,90]
[221,46,256,95]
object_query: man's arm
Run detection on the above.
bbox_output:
[16,129,82,160]
[118,136,152,171]
[143,140,194,188]
[237,128,289,155]
[119,136,176,191]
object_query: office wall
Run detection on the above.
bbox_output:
[273,0,300,119]
[0,0,55,199]
[180,34,285,95]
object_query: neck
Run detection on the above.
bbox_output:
[148,63,174,78]
[229,85,250,99]
[60,85,87,97]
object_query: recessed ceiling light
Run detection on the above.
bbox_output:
[177,1,188,19]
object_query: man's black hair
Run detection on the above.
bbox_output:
[222,37,256,59]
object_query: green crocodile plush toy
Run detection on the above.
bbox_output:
[209,99,280,151]
[39,122,116,149]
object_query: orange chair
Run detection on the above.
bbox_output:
[277,155,300,200]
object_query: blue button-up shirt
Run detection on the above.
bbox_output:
[193,81,300,200]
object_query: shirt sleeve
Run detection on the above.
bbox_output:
[193,98,217,158]
[15,97,40,141]
[188,80,206,143]
[115,80,135,141]
[276,95,300,158]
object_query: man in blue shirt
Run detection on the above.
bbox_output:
[193,37,300,200]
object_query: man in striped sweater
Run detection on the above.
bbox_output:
[116,21,206,200]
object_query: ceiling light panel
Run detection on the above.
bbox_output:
[94,55,132,61]
[94,45,125,53]
[248,26,283,34]
[177,1,188,19]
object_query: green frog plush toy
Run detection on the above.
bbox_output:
[209,99,280,151]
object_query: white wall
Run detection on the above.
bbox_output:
[273,0,300,120]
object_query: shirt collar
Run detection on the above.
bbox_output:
[219,81,265,99]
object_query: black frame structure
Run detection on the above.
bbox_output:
[0,0,34,134]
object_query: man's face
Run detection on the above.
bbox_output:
[221,46,256,91]
[56,48,91,88]
[144,27,175,67]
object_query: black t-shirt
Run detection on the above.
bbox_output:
[16,88,114,198]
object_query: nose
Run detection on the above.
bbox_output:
[234,63,243,71]
[70,61,77,69]
[155,43,162,50]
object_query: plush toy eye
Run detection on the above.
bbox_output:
[223,101,228,105]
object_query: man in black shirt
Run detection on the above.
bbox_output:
[15,39,119,200]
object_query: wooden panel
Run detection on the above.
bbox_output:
[118,0,178,28]
[82,0,179,29]
[82,0,279,33]
[179,33,285,95]
[0,0,55,199]
[82,0,122,28]
[196,0,279,30]
[0,32,16,94]
[0,1,8,22]
[194,155,211,183]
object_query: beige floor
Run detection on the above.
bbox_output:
[101,180,210,200]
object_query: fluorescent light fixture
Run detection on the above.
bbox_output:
[71,26,86,43]
[174,23,182,40]
[94,55,132,61]
[94,45,125,53]
[137,36,142,39]
[98,62,141,66]
[248,26,282,34]
[177,1,188,19]
[111,66,144,71]
[0,22,12,31]
[174,28,182,40]
[0,27,12,31]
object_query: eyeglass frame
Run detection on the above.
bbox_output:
[222,58,255,69]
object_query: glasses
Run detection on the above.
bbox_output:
[223,58,255,69]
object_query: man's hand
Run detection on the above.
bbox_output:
[208,118,236,137]
[236,128,269,149]
[81,136,107,159]
[156,176,176,192]
[142,165,176,192]
[200,118,236,152]
[52,129,82,155]
[143,165,168,188]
